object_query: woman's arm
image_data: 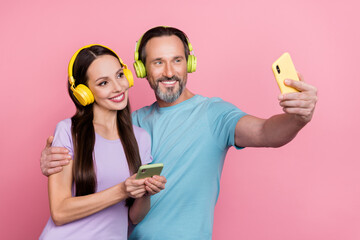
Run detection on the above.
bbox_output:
[129,175,167,224]
[48,160,146,226]
[129,195,151,224]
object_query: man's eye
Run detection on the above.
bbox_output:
[155,61,162,65]
[175,59,182,63]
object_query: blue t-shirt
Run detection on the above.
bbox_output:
[130,95,246,240]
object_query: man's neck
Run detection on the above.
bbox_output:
[156,88,195,108]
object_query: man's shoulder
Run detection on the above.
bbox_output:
[196,95,244,117]
[194,94,225,103]
[193,95,230,109]
[132,102,157,117]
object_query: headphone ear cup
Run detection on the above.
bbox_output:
[133,60,147,78]
[123,68,134,88]
[73,84,94,106]
[187,55,197,73]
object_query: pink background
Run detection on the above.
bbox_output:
[1,0,359,239]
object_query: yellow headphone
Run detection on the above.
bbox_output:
[68,44,134,106]
[133,27,197,78]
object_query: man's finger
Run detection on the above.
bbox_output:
[284,79,309,92]
[46,153,71,162]
[48,147,70,154]
[48,159,71,168]
[279,99,311,108]
[45,166,63,176]
[45,136,54,148]
[282,107,311,116]
[284,79,318,94]
[297,72,304,82]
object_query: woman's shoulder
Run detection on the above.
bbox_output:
[56,118,72,128]
[133,125,152,164]
[54,118,72,134]
[53,118,72,139]
[52,118,74,154]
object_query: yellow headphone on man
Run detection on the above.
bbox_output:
[68,44,134,106]
[133,27,197,78]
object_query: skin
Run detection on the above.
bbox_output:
[143,36,317,147]
[234,75,317,147]
[144,35,193,107]
[41,34,317,196]
[88,55,130,139]
[47,55,166,226]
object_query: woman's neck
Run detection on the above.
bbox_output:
[92,105,119,140]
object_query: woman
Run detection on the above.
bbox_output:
[40,44,166,239]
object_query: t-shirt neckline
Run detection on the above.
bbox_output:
[155,95,201,113]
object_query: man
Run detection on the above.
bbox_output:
[41,26,317,239]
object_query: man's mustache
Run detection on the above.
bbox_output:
[156,76,181,82]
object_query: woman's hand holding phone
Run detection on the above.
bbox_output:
[124,174,148,198]
[144,175,167,195]
[125,163,167,198]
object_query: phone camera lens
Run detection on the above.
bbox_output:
[141,169,146,173]
[276,65,281,74]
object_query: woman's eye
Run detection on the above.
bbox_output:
[117,72,124,78]
[99,81,108,86]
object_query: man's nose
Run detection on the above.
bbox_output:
[163,63,174,78]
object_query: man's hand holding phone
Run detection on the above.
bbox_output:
[278,73,318,124]
[272,53,318,124]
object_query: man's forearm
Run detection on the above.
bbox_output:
[261,113,307,147]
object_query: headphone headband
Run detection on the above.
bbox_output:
[134,27,194,61]
[68,44,134,106]
[68,44,128,85]
[133,26,197,78]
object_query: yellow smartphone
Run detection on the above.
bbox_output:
[272,52,300,94]
[135,163,164,179]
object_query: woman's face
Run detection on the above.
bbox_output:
[86,55,129,112]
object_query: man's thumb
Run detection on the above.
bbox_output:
[46,136,54,148]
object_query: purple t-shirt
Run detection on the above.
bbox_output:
[39,118,152,240]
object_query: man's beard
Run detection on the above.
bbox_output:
[152,75,186,103]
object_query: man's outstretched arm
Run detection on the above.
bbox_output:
[235,74,318,148]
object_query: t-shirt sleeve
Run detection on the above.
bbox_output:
[207,98,247,150]
[52,119,74,158]
[134,126,153,165]
[131,111,140,128]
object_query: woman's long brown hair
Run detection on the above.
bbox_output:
[68,45,141,198]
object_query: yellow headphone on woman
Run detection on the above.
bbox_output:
[133,28,197,78]
[68,44,134,106]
